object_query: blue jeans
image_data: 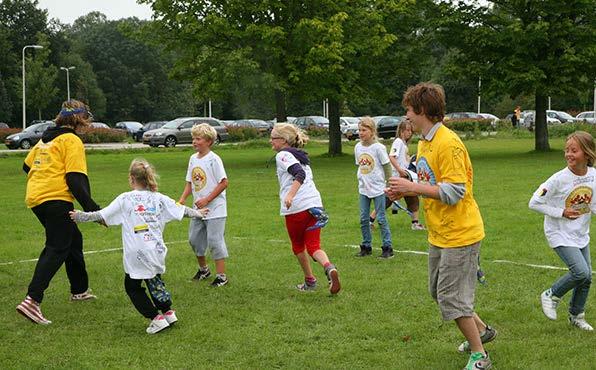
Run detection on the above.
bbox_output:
[359,194,392,248]
[551,246,592,315]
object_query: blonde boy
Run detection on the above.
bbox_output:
[178,124,229,286]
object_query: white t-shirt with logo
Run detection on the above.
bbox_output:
[355,142,390,198]
[529,166,596,249]
[99,190,185,279]
[388,137,417,181]
[275,150,322,216]
[185,151,227,219]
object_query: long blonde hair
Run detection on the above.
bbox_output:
[358,116,378,144]
[397,119,413,144]
[272,123,309,148]
[567,131,596,167]
[129,158,159,192]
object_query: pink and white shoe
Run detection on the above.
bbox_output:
[164,310,178,325]
[70,289,97,301]
[146,314,169,334]
[16,296,52,325]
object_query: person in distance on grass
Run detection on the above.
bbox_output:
[16,99,100,326]
[269,123,340,294]
[370,118,426,231]
[529,131,595,331]
[178,123,230,287]
[355,117,394,258]
[387,83,495,370]
[70,158,208,334]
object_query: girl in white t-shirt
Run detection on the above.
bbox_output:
[529,131,596,331]
[355,117,393,258]
[371,119,425,230]
[270,123,340,294]
[70,159,208,334]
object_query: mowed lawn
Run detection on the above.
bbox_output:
[0,137,594,369]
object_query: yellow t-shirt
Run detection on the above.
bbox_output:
[24,133,88,208]
[416,125,484,247]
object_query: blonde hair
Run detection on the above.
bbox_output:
[54,99,92,130]
[397,119,413,143]
[567,131,596,167]
[191,123,218,144]
[358,116,378,143]
[129,158,159,192]
[272,123,309,148]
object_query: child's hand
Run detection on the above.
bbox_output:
[563,207,581,219]
[69,210,79,222]
[194,197,209,209]
[197,208,209,218]
[388,176,412,194]
[284,194,294,209]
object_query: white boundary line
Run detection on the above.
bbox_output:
[1,238,593,275]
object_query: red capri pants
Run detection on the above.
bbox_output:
[285,210,321,256]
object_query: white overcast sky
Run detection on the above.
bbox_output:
[37,0,153,25]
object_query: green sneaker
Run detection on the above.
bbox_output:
[463,351,492,370]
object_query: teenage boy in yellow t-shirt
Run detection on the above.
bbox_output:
[387,83,495,370]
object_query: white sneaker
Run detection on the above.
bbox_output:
[569,313,594,331]
[540,289,560,320]
[70,289,97,301]
[146,314,169,334]
[164,310,178,325]
[411,222,426,230]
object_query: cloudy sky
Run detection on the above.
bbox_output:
[38,0,153,24]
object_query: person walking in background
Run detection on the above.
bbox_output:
[512,106,521,128]
[529,131,595,331]
[71,159,208,334]
[388,83,495,370]
[178,124,230,287]
[355,117,394,258]
[16,100,100,325]
[269,123,340,294]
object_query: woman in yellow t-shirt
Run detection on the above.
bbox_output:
[16,100,101,325]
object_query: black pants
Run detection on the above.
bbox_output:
[124,274,172,319]
[28,200,89,303]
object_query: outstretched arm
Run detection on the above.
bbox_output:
[69,210,105,223]
[183,206,209,219]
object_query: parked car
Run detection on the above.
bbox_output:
[478,113,499,127]
[372,116,391,125]
[142,117,229,147]
[91,122,110,129]
[114,121,143,137]
[4,121,55,149]
[377,116,406,139]
[0,122,9,129]
[445,112,483,120]
[294,116,329,129]
[134,121,167,142]
[233,119,271,134]
[340,116,360,140]
[576,111,595,124]
[547,110,577,124]
[522,111,561,128]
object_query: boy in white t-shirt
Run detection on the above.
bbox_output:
[70,159,208,334]
[178,124,230,287]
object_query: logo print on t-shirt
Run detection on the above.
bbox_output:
[192,166,207,192]
[416,157,436,185]
[565,186,592,215]
[358,153,375,175]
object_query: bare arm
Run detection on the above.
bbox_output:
[178,182,192,204]
[195,178,228,209]
[284,180,302,209]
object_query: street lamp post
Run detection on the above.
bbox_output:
[22,44,44,129]
[60,66,76,101]
[477,77,482,114]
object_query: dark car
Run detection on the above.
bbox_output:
[114,121,143,137]
[4,121,55,149]
[377,116,405,139]
[134,121,168,142]
[294,116,329,129]
[233,119,271,134]
[142,117,229,147]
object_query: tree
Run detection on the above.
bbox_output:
[25,32,58,120]
[435,0,596,151]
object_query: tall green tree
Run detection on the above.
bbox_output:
[436,0,596,151]
[25,32,58,120]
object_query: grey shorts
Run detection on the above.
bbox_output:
[188,217,228,260]
[428,242,480,321]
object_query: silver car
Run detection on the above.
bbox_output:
[142,117,229,147]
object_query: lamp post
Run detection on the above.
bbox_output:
[60,66,76,101]
[477,76,482,114]
[22,44,44,129]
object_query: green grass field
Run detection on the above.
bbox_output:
[1,138,594,369]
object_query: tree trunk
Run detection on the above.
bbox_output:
[328,97,342,156]
[275,88,287,122]
[534,94,550,151]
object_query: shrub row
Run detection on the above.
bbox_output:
[0,128,21,142]
[443,118,494,132]
[0,127,127,144]
[225,126,260,142]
